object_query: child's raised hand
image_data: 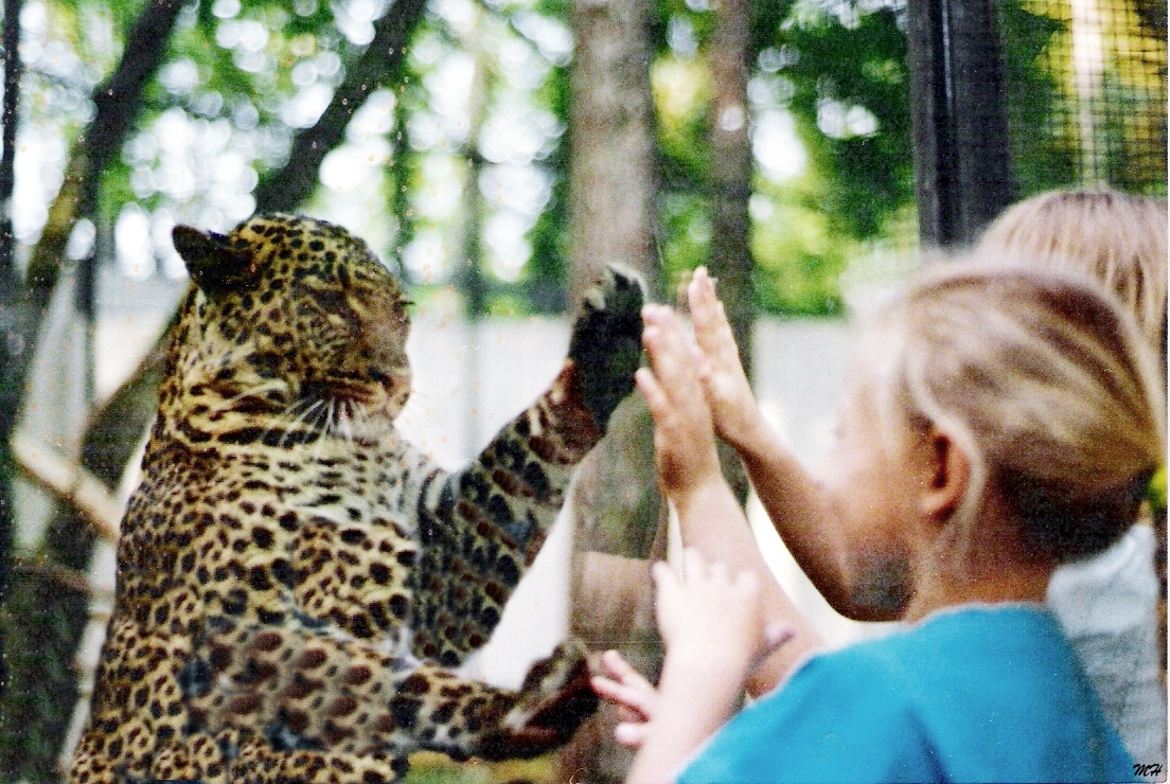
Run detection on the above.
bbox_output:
[652,549,792,679]
[637,305,723,500]
[687,267,761,450]
[591,650,658,749]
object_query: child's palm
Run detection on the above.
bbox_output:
[688,268,759,447]
[654,550,768,671]
[637,306,722,497]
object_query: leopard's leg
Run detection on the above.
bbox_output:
[225,738,404,784]
[183,617,596,770]
[404,265,644,664]
[69,734,118,784]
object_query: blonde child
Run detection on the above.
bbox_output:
[604,187,1166,763]
[603,264,1162,783]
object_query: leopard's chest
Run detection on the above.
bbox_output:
[118,440,422,646]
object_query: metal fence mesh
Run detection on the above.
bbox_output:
[997,0,1167,196]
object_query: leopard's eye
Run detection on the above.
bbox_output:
[310,288,363,332]
[391,299,414,320]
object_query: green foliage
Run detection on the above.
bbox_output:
[997,1,1077,194]
[998,0,1167,197]
[0,569,91,782]
[776,7,913,241]
[648,0,915,315]
[751,174,851,316]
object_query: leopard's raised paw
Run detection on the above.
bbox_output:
[568,265,646,430]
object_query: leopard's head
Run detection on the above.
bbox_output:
[166,213,412,440]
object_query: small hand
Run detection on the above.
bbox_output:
[687,267,761,451]
[591,650,658,750]
[637,305,723,500]
[653,549,794,680]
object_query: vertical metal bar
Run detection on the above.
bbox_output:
[908,0,1016,248]
[0,0,20,287]
[0,0,21,702]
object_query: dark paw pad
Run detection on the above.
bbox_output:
[568,265,646,429]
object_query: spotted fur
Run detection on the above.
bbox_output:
[69,214,643,783]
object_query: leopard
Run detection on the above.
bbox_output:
[69,213,644,784]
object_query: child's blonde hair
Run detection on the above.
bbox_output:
[977,188,1167,353]
[862,264,1165,562]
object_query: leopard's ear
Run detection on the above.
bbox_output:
[172,225,254,295]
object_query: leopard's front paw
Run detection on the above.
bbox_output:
[475,639,598,760]
[568,265,645,430]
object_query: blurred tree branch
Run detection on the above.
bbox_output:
[254,0,428,213]
[25,0,187,319]
[12,557,107,600]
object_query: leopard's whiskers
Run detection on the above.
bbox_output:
[338,401,355,444]
[207,379,289,414]
[253,395,314,449]
[279,399,326,449]
[317,399,338,455]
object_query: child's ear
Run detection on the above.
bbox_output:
[920,428,970,524]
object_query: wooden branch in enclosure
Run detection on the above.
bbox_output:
[10,430,121,544]
[24,0,188,311]
[11,557,108,599]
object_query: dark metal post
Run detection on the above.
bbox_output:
[907,0,1017,247]
[0,0,23,700]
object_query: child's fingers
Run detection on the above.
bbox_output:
[680,547,709,583]
[687,267,718,323]
[590,676,655,720]
[651,559,684,604]
[599,651,657,705]
[591,676,653,717]
[634,367,668,419]
[614,721,649,750]
[642,306,697,381]
[688,270,734,349]
[651,559,675,587]
[600,649,650,687]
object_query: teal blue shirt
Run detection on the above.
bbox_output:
[679,606,1134,783]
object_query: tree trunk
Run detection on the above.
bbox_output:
[709,0,753,377]
[561,0,660,780]
[567,0,658,302]
[707,0,754,503]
